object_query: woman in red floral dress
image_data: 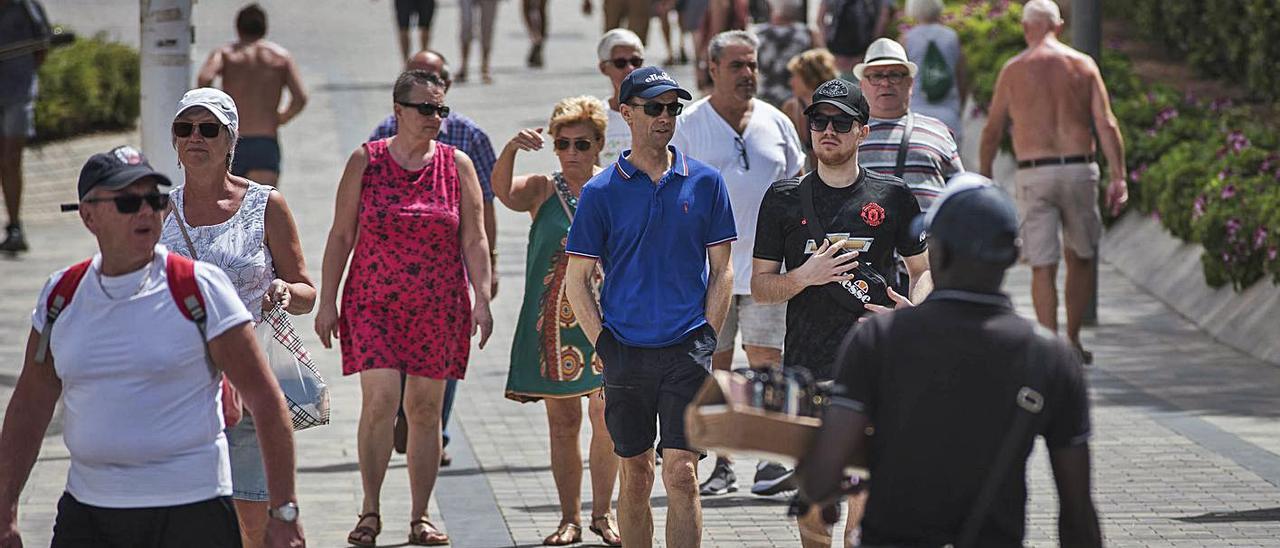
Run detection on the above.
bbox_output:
[315,70,493,547]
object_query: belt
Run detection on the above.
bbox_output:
[1016,154,1095,169]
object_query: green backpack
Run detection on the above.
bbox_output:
[920,40,954,102]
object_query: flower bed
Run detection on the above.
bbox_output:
[33,32,140,143]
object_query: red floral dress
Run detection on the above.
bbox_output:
[339,138,471,379]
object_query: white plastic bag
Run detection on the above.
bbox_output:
[256,305,330,430]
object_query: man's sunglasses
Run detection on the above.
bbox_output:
[172,122,223,138]
[608,56,644,69]
[630,101,683,117]
[555,138,595,152]
[72,193,171,214]
[396,101,450,118]
[808,114,859,134]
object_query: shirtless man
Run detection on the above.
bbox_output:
[197,3,308,187]
[978,0,1127,363]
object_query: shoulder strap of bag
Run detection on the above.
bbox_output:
[165,253,216,373]
[954,326,1049,548]
[34,259,92,363]
[893,111,915,179]
[798,173,865,313]
[168,201,200,260]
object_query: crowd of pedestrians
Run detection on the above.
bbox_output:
[0,1,1122,547]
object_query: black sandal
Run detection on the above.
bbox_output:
[589,514,622,546]
[346,512,381,548]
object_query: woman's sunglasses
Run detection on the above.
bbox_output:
[80,193,171,214]
[555,138,595,152]
[609,56,644,69]
[172,122,223,138]
[630,101,683,117]
[397,101,451,118]
[808,114,858,134]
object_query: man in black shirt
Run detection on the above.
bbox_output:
[752,78,931,546]
[797,176,1102,548]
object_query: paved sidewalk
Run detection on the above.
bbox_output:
[3,1,1280,547]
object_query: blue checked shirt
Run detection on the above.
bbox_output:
[368,112,496,202]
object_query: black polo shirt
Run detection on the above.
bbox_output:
[753,168,925,380]
[832,290,1092,547]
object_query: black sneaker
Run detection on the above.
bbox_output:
[0,224,28,253]
[751,461,797,496]
[699,459,738,496]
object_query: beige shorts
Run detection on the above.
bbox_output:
[715,295,785,352]
[1014,163,1101,267]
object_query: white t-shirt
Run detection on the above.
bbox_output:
[672,97,804,294]
[31,245,253,508]
[601,103,632,167]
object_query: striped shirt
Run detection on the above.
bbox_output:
[858,112,963,209]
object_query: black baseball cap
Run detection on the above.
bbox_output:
[64,146,173,210]
[917,173,1020,266]
[803,79,870,125]
[619,66,693,104]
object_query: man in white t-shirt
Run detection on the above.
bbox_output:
[671,30,804,498]
[0,147,304,547]
[597,28,646,166]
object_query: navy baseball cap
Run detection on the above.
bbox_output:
[74,146,173,201]
[804,79,870,125]
[916,173,1020,265]
[619,66,693,104]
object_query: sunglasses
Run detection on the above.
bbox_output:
[608,56,645,69]
[397,101,451,118]
[630,100,683,117]
[172,122,223,138]
[808,114,858,134]
[555,138,595,152]
[80,192,170,214]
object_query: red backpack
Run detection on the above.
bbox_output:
[33,254,243,428]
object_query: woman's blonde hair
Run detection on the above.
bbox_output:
[549,96,608,141]
[786,48,839,92]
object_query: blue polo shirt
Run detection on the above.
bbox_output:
[566,145,737,348]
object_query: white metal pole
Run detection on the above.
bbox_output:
[140,0,193,184]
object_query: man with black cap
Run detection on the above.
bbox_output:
[752,77,931,546]
[565,66,736,547]
[797,174,1101,548]
[0,147,305,547]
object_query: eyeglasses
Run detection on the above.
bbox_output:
[629,100,683,117]
[808,114,858,134]
[608,57,644,69]
[396,101,451,118]
[172,122,222,138]
[863,71,909,86]
[81,192,170,214]
[555,138,594,152]
[734,136,750,171]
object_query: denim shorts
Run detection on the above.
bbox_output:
[0,100,34,139]
[226,414,269,502]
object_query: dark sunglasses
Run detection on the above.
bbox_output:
[630,100,683,117]
[555,138,595,152]
[172,121,222,138]
[79,192,170,214]
[608,56,644,69]
[396,101,450,118]
[808,114,858,134]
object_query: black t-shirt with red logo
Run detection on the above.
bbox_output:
[753,168,925,379]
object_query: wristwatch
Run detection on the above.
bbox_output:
[268,501,300,523]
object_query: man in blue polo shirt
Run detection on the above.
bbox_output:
[565,66,736,548]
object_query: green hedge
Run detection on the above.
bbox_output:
[34,33,140,143]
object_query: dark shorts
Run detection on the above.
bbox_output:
[395,0,436,28]
[230,136,281,176]
[598,324,715,458]
[52,492,242,548]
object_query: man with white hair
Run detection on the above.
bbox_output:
[979,0,1128,365]
[596,29,647,166]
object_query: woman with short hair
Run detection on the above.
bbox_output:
[782,48,840,169]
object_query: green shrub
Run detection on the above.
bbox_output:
[34,33,140,143]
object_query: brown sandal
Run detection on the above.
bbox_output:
[409,518,450,546]
[543,521,582,546]
[589,514,622,546]
[347,512,381,548]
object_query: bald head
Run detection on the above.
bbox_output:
[406,50,451,87]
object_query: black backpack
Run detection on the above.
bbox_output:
[825,0,880,57]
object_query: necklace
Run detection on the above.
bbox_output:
[96,259,153,300]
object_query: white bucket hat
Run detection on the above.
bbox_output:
[852,38,919,81]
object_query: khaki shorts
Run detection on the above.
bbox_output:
[1014,163,1101,267]
[715,295,785,352]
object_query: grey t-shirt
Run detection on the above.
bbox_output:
[0,0,46,105]
[904,23,963,138]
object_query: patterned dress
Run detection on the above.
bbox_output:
[505,173,604,402]
[340,138,471,379]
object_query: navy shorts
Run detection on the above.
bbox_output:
[598,324,715,458]
[395,0,436,29]
[231,136,281,176]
